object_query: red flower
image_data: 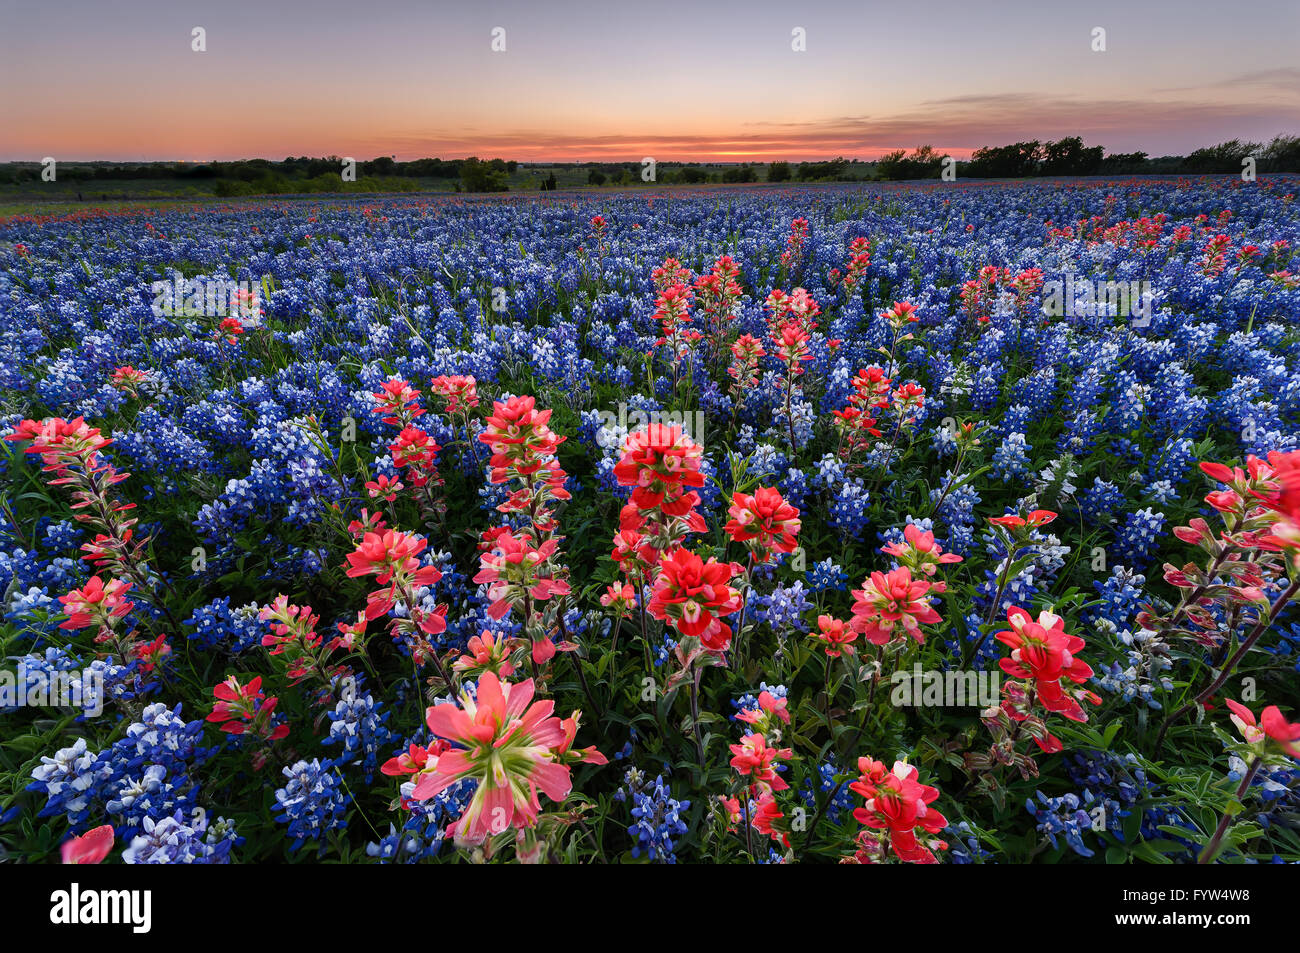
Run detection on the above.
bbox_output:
[479,395,565,476]
[371,379,425,426]
[60,825,114,865]
[6,416,113,471]
[994,606,1097,724]
[613,423,706,514]
[881,523,962,591]
[216,317,244,344]
[881,300,918,327]
[474,531,569,621]
[206,674,290,742]
[381,742,438,777]
[131,632,171,673]
[849,758,948,864]
[346,529,427,582]
[771,321,813,374]
[452,630,519,679]
[988,509,1057,532]
[58,576,133,631]
[1249,449,1300,520]
[849,567,940,645]
[812,614,858,657]
[109,365,148,397]
[1225,698,1300,757]
[389,427,442,482]
[428,374,479,414]
[647,549,742,652]
[724,486,801,563]
[751,793,791,848]
[728,732,791,792]
[365,474,403,502]
[599,582,637,617]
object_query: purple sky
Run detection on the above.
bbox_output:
[2,0,1297,161]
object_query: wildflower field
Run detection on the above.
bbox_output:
[3,179,1300,866]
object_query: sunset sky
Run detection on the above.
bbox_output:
[2,0,1298,162]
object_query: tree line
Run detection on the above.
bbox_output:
[874,135,1300,180]
[2,136,1296,196]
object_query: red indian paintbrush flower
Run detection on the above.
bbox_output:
[58,576,134,631]
[599,582,637,617]
[849,758,948,864]
[881,300,918,328]
[346,529,442,622]
[428,374,479,414]
[752,793,791,848]
[109,366,148,398]
[812,615,858,657]
[479,395,565,476]
[881,524,962,592]
[452,630,519,680]
[1225,698,1300,758]
[411,671,604,841]
[849,566,941,645]
[727,334,766,391]
[60,825,114,865]
[994,607,1097,723]
[728,732,792,792]
[724,486,801,564]
[206,674,289,741]
[371,379,425,426]
[613,423,706,515]
[473,530,570,621]
[6,416,113,472]
[988,509,1057,531]
[647,548,742,652]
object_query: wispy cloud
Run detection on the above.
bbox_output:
[367,93,1300,161]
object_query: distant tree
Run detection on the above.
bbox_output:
[796,156,852,181]
[587,169,607,185]
[767,161,792,182]
[461,157,510,192]
[1099,151,1150,175]
[722,165,757,183]
[1262,135,1300,172]
[1040,137,1103,176]
[876,147,945,180]
[964,141,1042,178]
[1182,139,1260,174]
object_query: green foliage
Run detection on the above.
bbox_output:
[767,161,792,182]
[877,146,947,181]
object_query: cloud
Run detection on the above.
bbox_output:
[366,91,1300,161]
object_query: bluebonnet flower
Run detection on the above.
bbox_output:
[322,685,395,782]
[1025,790,1101,858]
[753,581,812,633]
[28,739,112,829]
[806,558,848,592]
[799,761,853,826]
[274,758,351,853]
[944,821,992,864]
[122,809,238,864]
[992,432,1032,482]
[1112,507,1166,569]
[622,770,691,863]
[184,597,262,653]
